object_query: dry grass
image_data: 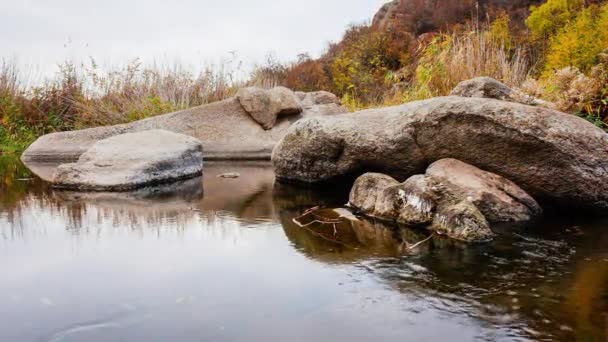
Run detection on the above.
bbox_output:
[0,57,253,151]
[72,59,243,127]
[405,29,532,101]
[446,32,531,88]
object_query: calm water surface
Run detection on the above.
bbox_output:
[1,156,608,342]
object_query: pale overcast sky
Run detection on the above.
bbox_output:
[0,0,388,79]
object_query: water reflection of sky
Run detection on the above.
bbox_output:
[1,161,607,341]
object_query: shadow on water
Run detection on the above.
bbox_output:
[274,181,608,341]
[1,158,608,341]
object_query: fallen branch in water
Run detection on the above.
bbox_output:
[292,206,342,227]
[292,206,357,249]
[407,233,435,250]
[292,218,341,228]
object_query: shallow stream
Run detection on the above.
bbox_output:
[1,156,607,341]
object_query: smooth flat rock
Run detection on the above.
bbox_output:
[273,95,608,211]
[21,92,347,166]
[52,130,203,191]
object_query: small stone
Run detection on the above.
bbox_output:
[217,173,240,179]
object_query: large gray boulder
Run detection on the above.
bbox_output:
[348,159,541,242]
[272,96,608,211]
[52,130,203,191]
[236,86,303,130]
[451,77,554,108]
[21,89,347,165]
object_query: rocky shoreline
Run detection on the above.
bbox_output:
[19,77,608,242]
[20,87,347,163]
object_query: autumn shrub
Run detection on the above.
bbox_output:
[402,23,530,101]
[542,3,608,76]
[522,50,608,127]
[328,25,412,104]
[486,11,515,52]
[247,55,288,89]
[284,54,331,92]
[0,58,245,152]
[1,61,83,150]
[526,0,585,40]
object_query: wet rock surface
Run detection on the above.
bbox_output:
[348,159,539,242]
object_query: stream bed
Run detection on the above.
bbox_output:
[1,156,607,341]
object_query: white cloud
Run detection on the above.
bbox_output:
[0,0,388,77]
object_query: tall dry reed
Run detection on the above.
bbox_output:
[412,29,532,99]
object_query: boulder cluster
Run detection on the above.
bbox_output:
[21,87,347,164]
[349,159,541,242]
[272,77,608,241]
[21,87,347,190]
[19,76,608,242]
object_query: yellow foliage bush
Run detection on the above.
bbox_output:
[542,4,608,76]
[486,11,514,51]
[526,0,585,40]
[329,25,412,104]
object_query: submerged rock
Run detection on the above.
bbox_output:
[431,200,490,242]
[21,88,347,165]
[348,159,540,242]
[52,130,203,191]
[273,95,608,211]
[217,172,241,179]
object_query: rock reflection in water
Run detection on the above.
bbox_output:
[2,161,277,232]
[2,160,608,341]
[273,183,608,341]
[274,182,433,261]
